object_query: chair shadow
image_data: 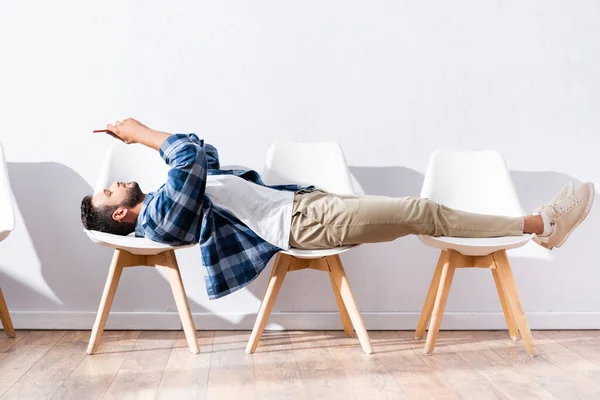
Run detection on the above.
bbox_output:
[0,268,54,307]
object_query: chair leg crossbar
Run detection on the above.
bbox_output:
[246,253,373,354]
[415,249,536,356]
[87,249,199,355]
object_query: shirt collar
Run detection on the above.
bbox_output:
[134,192,154,237]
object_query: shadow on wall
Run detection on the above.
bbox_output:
[3,162,210,315]
[0,269,55,307]
[245,166,599,315]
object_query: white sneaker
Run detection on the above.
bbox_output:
[533,182,574,214]
[534,182,595,249]
[532,182,574,246]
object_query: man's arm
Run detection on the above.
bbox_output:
[143,134,208,244]
[105,118,171,150]
[101,119,221,169]
[102,118,208,244]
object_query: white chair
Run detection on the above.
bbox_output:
[0,142,15,338]
[245,141,373,354]
[415,150,535,355]
[85,142,199,354]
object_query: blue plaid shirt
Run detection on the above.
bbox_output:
[135,134,311,299]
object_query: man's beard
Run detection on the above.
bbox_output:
[120,182,144,208]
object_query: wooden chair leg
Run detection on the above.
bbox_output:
[424,250,456,355]
[0,286,15,338]
[87,249,126,354]
[246,253,291,354]
[492,268,519,341]
[415,251,447,339]
[328,254,373,354]
[153,250,200,355]
[493,250,536,355]
[329,268,354,337]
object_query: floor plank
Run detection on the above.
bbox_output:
[372,331,458,400]
[399,330,508,400]
[1,331,88,400]
[0,331,66,398]
[155,331,215,400]
[206,331,256,400]
[1,330,600,400]
[538,330,600,369]
[103,331,177,400]
[0,331,29,353]
[253,331,305,400]
[326,330,406,400]
[51,331,141,400]
[288,331,357,400]
[446,331,558,400]
[534,331,600,372]
[482,331,600,400]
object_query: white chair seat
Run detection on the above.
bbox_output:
[418,234,531,257]
[84,230,195,256]
[280,245,355,259]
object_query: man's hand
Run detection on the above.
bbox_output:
[94,118,172,151]
[104,118,151,144]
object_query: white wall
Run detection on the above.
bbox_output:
[1,0,599,330]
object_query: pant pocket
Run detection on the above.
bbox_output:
[310,196,360,227]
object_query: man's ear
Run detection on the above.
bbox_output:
[112,207,128,222]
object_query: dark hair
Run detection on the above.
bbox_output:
[80,195,135,236]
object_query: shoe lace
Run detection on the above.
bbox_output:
[552,195,580,216]
[534,182,574,214]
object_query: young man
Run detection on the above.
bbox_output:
[81,119,595,299]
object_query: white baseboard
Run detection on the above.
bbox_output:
[7,311,600,331]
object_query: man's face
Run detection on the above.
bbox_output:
[92,181,143,210]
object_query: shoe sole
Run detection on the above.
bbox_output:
[536,183,596,250]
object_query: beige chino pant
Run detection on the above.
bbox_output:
[289,189,525,250]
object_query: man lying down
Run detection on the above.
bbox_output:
[80,118,595,299]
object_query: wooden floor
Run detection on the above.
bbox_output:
[1,330,599,399]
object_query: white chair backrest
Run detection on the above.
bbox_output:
[94,141,170,195]
[421,150,524,217]
[262,141,358,195]
[0,142,15,238]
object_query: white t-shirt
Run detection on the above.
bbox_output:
[204,174,294,250]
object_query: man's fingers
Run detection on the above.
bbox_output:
[108,132,125,142]
[94,124,125,142]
